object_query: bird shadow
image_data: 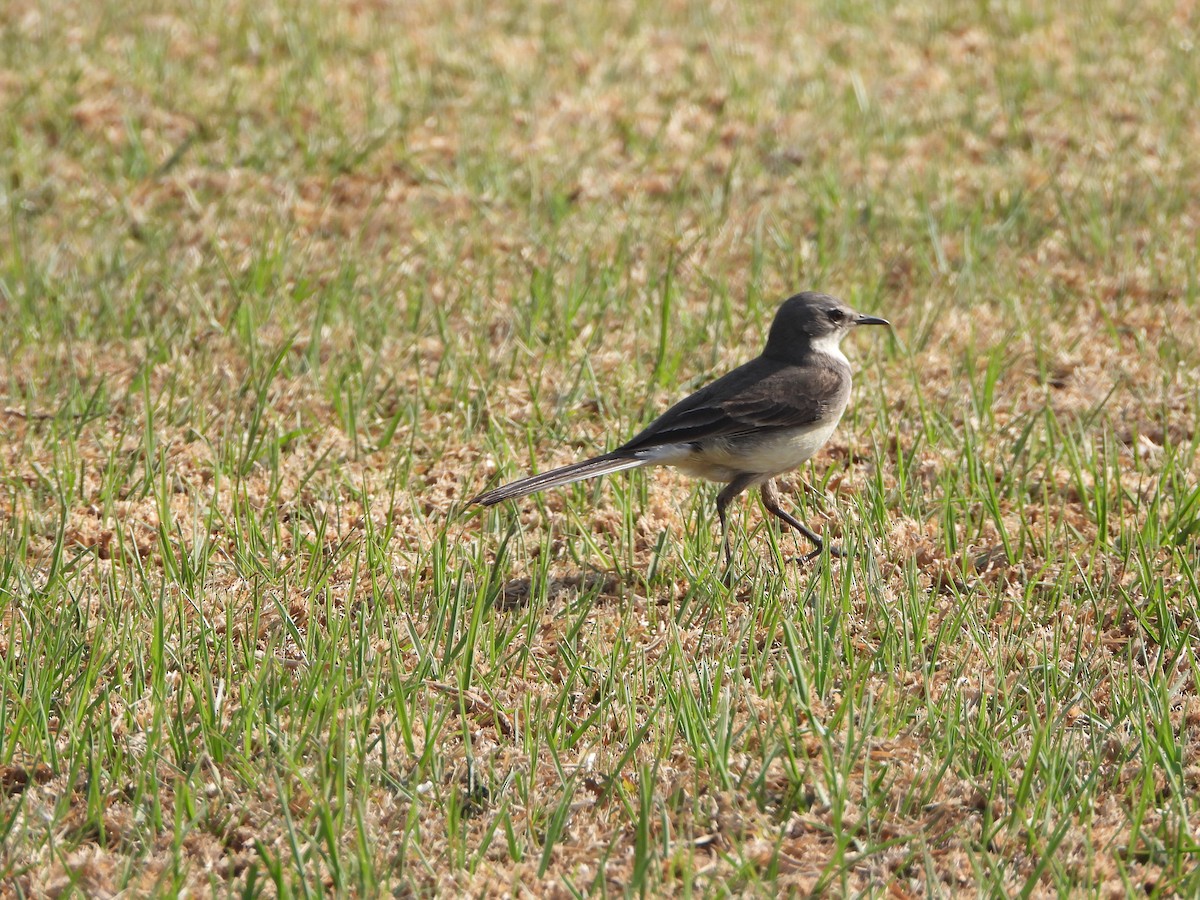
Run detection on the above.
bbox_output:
[486,569,639,612]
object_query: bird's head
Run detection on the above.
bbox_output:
[764,291,889,360]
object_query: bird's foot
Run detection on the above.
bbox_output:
[796,543,848,564]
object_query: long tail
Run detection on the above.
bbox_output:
[470,452,650,506]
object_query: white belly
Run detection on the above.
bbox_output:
[642,414,843,483]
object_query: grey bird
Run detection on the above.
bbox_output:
[471,291,889,568]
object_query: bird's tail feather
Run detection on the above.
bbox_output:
[471,452,649,506]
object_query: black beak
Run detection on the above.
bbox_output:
[855,313,890,327]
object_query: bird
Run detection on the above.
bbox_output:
[470,291,889,570]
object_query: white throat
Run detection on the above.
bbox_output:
[810,330,849,365]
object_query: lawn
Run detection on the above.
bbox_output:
[2,0,1199,895]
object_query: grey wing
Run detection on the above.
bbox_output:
[618,360,847,452]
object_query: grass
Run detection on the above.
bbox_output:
[2,0,1199,894]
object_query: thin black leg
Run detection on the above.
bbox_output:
[760,479,845,562]
[716,473,759,580]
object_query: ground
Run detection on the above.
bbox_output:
[1,0,1199,895]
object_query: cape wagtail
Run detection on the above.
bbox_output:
[471,291,889,567]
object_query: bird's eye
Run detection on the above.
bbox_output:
[826,308,845,323]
